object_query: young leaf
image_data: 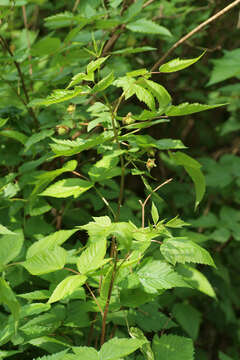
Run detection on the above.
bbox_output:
[23,246,66,275]
[67,72,92,89]
[140,79,171,108]
[159,52,205,73]
[48,275,87,304]
[170,151,205,208]
[165,102,226,116]
[39,178,93,198]
[87,56,109,74]
[151,202,159,224]
[92,72,114,93]
[130,327,154,360]
[161,238,215,267]
[127,19,172,37]
[27,229,78,259]
[99,337,146,360]
[133,84,155,110]
[77,240,107,275]
[153,334,194,360]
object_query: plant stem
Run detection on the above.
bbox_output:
[139,178,173,228]
[0,35,38,129]
[151,0,240,71]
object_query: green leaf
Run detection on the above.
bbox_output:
[67,72,92,89]
[151,202,159,224]
[165,102,226,116]
[92,72,115,93]
[110,222,134,251]
[111,46,156,55]
[88,151,123,182]
[77,240,107,275]
[153,334,194,360]
[0,230,24,271]
[176,264,216,298]
[130,327,154,360]
[127,68,148,77]
[166,216,189,228]
[33,350,69,360]
[173,303,201,341]
[23,246,66,275]
[48,275,87,304]
[87,56,109,74]
[73,346,99,360]
[127,134,186,150]
[31,37,61,56]
[0,117,8,128]
[0,130,27,145]
[159,52,205,73]
[161,238,215,267]
[170,152,205,208]
[27,229,78,258]
[207,48,240,85]
[0,277,20,326]
[99,337,146,360]
[17,290,51,300]
[137,259,188,294]
[134,84,155,110]
[0,224,16,235]
[140,79,171,108]
[24,129,54,152]
[39,178,93,198]
[44,11,75,29]
[50,133,113,157]
[31,160,77,197]
[127,19,172,36]
[29,86,90,107]
[219,351,234,360]
[79,216,112,243]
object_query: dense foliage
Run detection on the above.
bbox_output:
[0,1,240,359]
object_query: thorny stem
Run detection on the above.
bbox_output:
[139,178,173,228]
[151,0,240,71]
[0,35,38,129]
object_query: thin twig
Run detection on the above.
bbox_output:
[151,0,240,71]
[143,0,156,9]
[139,178,173,228]
[72,0,80,12]
[64,267,104,316]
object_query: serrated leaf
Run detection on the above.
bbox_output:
[0,278,20,326]
[0,130,27,145]
[67,73,90,89]
[161,238,215,267]
[0,230,24,271]
[153,334,194,360]
[111,46,156,55]
[77,240,107,275]
[127,19,172,36]
[87,56,109,74]
[176,264,216,298]
[29,87,90,107]
[20,303,51,318]
[48,275,86,304]
[151,202,159,224]
[0,224,16,235]
[130,327,154,360]
[159,52,205,73]
[23,246,66,275]
[24,129,54,152]
[44,11,75,29]
[172,303,201,341]
[134,84,155,110]
[39,178,93,198]
[137,259,188,294]
[127,134,186,150]
[92,72,114,93]
[166,216,189,228]
[127,68,148,77]
[170,151,205,208]
[88,151,123,182]
[33,350,69,360]
[17,290,51,301]
[99,337,146,360]
[50,132,113,157]
[27,229,78,258]
[166,102,226,116]
[140,79,171,108]
[73,346,98,360]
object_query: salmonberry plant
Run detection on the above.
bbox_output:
[0,1,232,360]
